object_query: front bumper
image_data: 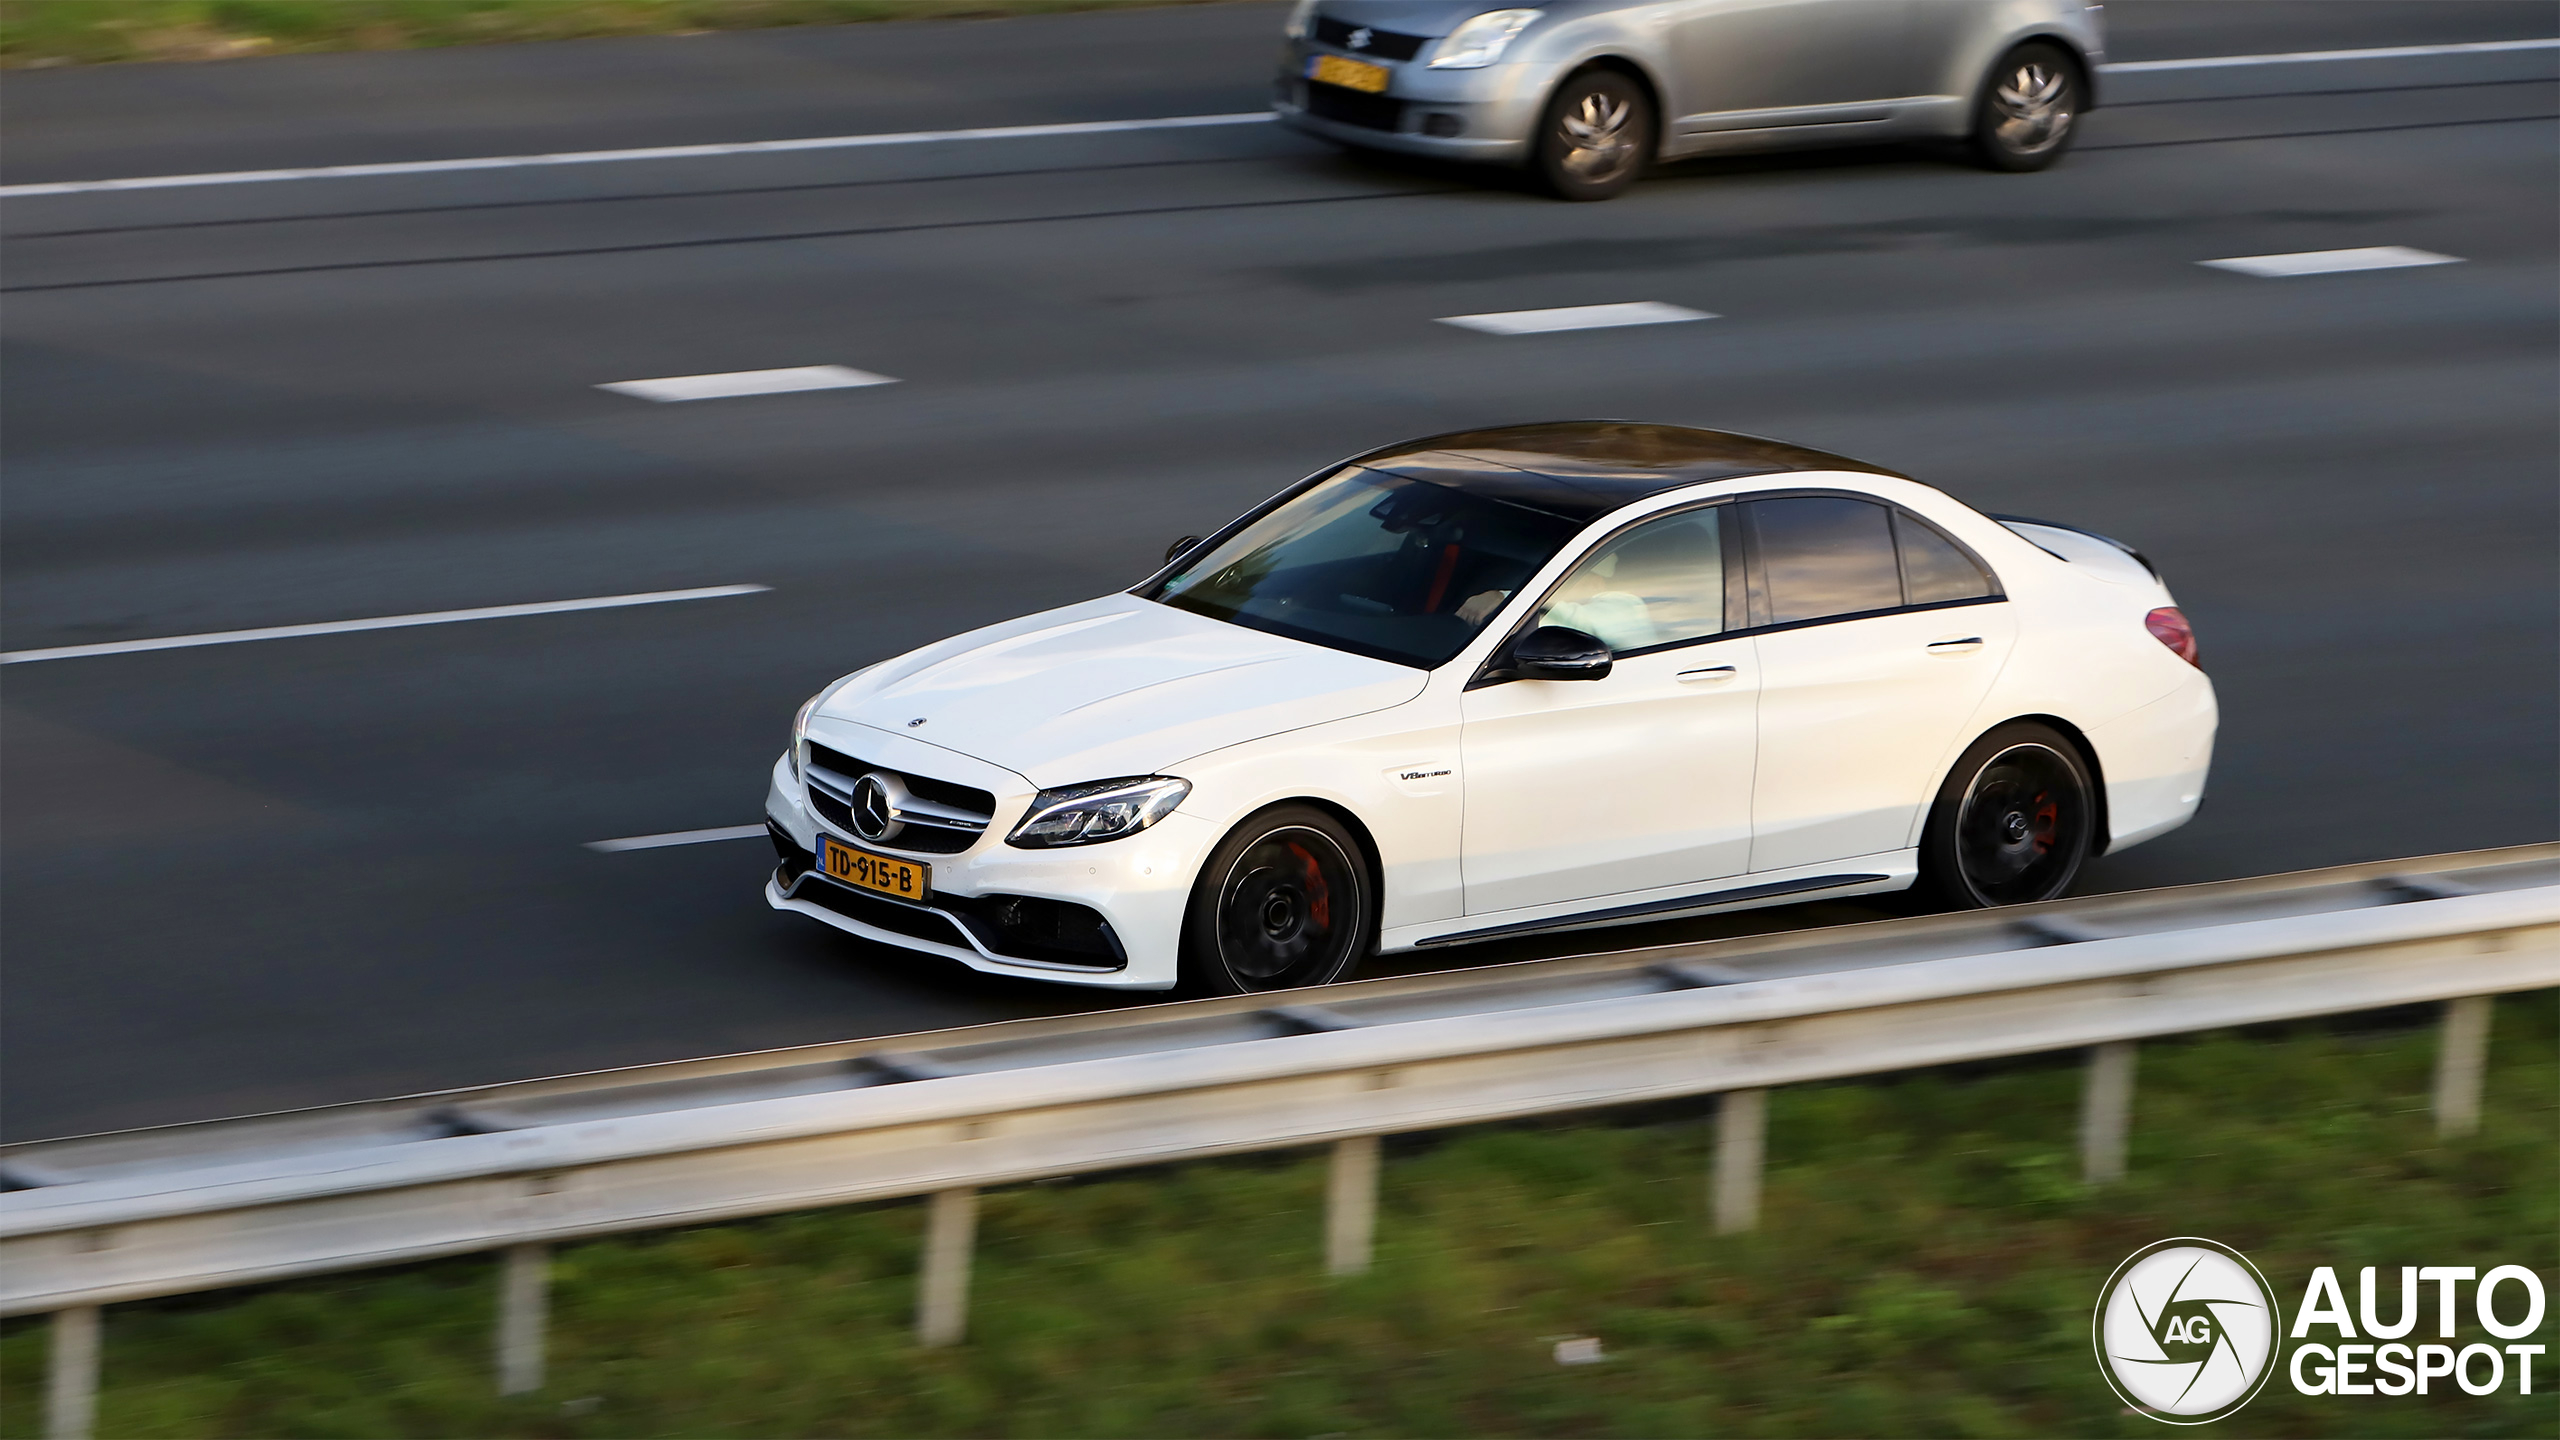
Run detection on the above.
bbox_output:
[764,751,1202,989]
[1270,46,1544,164]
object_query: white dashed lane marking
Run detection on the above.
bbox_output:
[587,824,770,853]
[598,365,897,401]
[1437,302,1717,336]
[0,585,771,664]
[2199,246,2465,277]
[0,113,1278,197]
[2106,36,2557,73]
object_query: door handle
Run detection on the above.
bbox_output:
[1677,666,1739,683]
[1925,637,1984,654]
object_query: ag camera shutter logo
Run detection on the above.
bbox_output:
[2094,1238,2282,1424]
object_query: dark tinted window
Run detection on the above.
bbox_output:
[1151,467,1581,668]
[1895,512,1998,605]
[1749,497,1901,625]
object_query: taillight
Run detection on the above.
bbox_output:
[2146,607,2200,668]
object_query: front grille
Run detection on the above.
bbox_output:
[1305,82,1404,133]
[1312,16,1426,61]
[805,743,995,855]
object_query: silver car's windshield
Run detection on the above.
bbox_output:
[1148,467,1582,668]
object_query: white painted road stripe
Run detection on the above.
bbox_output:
[1439,301,1715,336]
[2200,246,2464,277]
[0,585,770,664]
[4,39,2548,200]
[2106,36,2558,73]
[0,113,1277,197]
[587,824,769,853]
[600,365,896,401]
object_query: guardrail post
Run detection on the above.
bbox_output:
[496,1243,548,1395]
[1326,1135,1381,1276]
[46,1304,99,1440]
[2080,1041,2137,1185]
[1713,1088,1765,1234]
[2433,995,2492,1137]
[917,1187,978,1347]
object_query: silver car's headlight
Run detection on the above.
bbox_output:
[1429,8,1540,68]
[1007,777,1190,848]
[1283,0,1316,40]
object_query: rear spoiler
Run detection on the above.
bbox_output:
[1990,513,2159,580]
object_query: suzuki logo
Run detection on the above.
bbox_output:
[1347,26,1372,49]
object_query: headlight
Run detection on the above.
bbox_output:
[1429,8,1540,68]
[1283,0,1316,40]
[790,692,823,779]
[1007,777,1190,849]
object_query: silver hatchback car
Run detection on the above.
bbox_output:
[1275,1,2105,199]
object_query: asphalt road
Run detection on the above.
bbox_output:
[4,2,2553,1141]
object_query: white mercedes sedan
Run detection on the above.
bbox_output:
[766,423,2214,994]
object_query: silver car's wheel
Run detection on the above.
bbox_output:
[1534,71,1653,201]
[1970,42,2083,172]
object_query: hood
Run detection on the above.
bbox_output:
[1315,2,1499,38]
[816,595,1426,788]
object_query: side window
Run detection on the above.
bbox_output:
[1895,511,1998,605]
[1533,507,1724,653]
[1747,496,1901,625]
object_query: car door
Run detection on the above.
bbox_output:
[1743,494,2014,873]
[1460,505,1758,914]
[1664,0,1915,133]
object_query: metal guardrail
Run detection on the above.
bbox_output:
[10,845,2559,1438]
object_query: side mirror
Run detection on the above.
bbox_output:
[1166,535,1203,563]
[1511,625,1613,681]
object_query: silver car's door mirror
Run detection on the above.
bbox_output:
[1511,625,1613,681]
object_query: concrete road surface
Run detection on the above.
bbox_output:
[4,1,2552,1138]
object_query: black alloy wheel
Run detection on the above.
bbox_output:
[1919,723,2096,908]
[1533,69,1655,201]
[1969,41,2084,172]
[1183,805,1375,994]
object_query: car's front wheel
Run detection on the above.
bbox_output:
[1533,69,1654,201]
[1182,804,1376,994]
[1969,41,2084,172]
[1918,722,2096,908]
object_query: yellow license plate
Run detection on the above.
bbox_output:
[821,835,930,905]
[1309,53,1390,94]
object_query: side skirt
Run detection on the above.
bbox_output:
[1409,871,1895,949]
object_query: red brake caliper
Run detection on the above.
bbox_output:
[2032,789,2059,855]
[1290,842,1331,928]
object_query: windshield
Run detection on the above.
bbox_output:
[1148,467,1583,668]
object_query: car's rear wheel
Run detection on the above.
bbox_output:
[1918,723,2096,908]
[1533,69,1654,201]
[1182,804,1375,994]
[1969,41,2083,172]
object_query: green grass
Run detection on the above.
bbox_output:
[0,1,1208,67]
[3,995,2552,1438]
